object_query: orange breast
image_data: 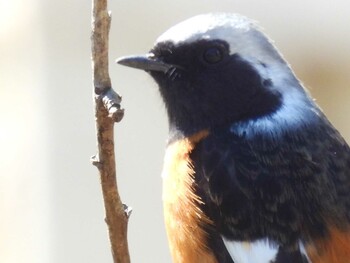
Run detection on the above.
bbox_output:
[306,226,350,263]
[162,130,218,263]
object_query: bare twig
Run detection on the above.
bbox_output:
[91,0,131,262]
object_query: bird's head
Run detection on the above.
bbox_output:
[117,13,311,138]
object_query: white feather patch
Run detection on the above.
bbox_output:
[299,241,312,263]
[222,237,278,263]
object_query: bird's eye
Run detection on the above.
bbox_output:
[203,47,223,64]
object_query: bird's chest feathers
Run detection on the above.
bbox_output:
[162,130,217,263]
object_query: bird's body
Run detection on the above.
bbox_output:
[117,13,350,263]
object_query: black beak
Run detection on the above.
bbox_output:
[116,53,175,73]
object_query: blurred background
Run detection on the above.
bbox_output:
[1,0,349,262]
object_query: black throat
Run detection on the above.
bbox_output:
[150,42,282,139]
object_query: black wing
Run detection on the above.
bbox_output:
[191,120,350,261]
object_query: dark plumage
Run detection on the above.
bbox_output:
[150,40,282,140]
[117,13,350,263]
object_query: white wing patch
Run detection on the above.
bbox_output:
[222,237,278,263]
[299,241,312,263]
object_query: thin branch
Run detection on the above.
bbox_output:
[91,0,131,262]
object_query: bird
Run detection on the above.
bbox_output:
[116,13,350,263]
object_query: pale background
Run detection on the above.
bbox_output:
[1,0,349,262]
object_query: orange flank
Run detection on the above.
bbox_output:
[306,226,350,263]
[162,130,218,263]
